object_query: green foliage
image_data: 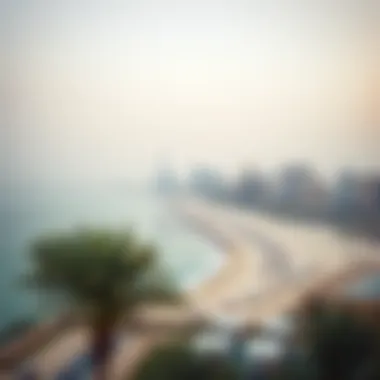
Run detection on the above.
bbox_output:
[27,228,180,319]
[301,303,380,380]
[133,342,239,380]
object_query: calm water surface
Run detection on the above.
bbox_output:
[0,184,223,330]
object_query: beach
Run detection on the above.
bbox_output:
[193,200,380,325]
[4,197,379,379]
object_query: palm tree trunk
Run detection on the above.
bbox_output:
[91,317,113,380]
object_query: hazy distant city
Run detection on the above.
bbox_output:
[154,163,380,239]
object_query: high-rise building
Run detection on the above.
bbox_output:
[275,165,321,208]
[234,168,267,205]
[358,175,380,214]
[330,171,380,221]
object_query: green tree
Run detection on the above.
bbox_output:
[299,299,380,380]
[26,228,180,380]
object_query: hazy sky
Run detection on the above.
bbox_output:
[2,0,379,183]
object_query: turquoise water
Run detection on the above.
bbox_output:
[0,184,222,330]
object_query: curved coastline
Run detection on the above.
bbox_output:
[179,212,235,252]
[179,215,235,297]
[174,203,259,314]
[0,200,253,375]
[168,219,226,291]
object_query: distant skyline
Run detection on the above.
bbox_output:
[2,1,379,184]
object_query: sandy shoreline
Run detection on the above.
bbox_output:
[195,201,380,324]
[181,202,268,308]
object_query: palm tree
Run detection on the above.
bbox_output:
[26,228,180,380]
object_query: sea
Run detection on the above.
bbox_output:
[0,183,223,333]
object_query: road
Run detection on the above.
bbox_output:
[10,199,380,379]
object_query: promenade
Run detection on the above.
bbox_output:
[5,198,380,379]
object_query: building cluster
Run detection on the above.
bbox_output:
[153,164,380,236]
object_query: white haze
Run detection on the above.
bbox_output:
[2,0,379,184]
